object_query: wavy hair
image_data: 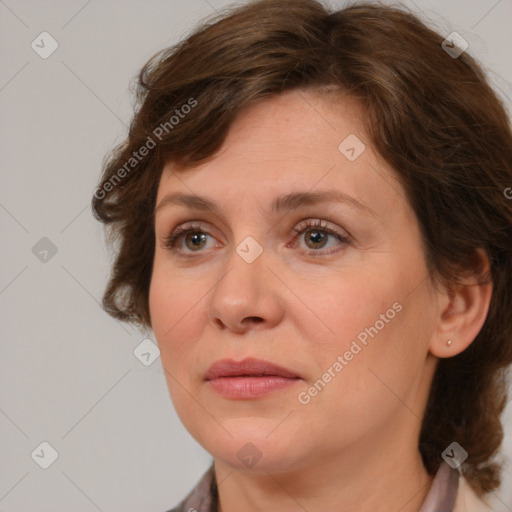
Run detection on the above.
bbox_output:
[91,0,512,497]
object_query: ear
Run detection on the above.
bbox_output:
[429,248,493,359]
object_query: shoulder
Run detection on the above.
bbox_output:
[454,475,500,512]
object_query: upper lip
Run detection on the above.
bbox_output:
[204,357,300,380]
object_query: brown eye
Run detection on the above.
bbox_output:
[303,229,329,249]
[184,232,208,251]
[291,219,351,256]
[163,222,215,254]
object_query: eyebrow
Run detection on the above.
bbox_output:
[154,190,378,218]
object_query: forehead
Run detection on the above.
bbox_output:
[156,89,405,217]
[199,89,368,167]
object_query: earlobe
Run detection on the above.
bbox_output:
[429,249,493,359]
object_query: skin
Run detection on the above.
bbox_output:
[149,89,492,512]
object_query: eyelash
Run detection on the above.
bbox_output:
[162,219,351,257]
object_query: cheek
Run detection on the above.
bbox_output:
[148,262,201,363]
[148,265,206,417]
[302,266,431,394]
[297,268,394,349]
[148,265,172,345]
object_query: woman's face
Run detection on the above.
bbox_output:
[149,89,442,473]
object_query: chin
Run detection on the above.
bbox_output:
[196,424,310,473]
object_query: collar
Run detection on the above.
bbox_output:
[419,461,459,511]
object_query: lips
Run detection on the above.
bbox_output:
[204,357,299,380]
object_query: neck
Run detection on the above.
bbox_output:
[213,429,434,512]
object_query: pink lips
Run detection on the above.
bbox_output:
[204,357,301,399]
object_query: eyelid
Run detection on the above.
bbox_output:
[291,218,349,238]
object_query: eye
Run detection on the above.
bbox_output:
[291,219,351,256]
[162,222,217,254]
[162,219,351,257]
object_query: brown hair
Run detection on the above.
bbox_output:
[91,0,512,497]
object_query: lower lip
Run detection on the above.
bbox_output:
[206,376,300,399]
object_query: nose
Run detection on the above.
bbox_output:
[207,244,285,334]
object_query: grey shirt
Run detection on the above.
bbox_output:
[165,460,460,512]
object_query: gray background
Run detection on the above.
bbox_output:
[0,0,511,510]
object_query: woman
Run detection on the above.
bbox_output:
[91,0,512,510]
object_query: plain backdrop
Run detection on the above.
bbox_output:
[1,0,511,510]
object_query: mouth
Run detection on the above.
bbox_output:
[204,357,300,380]
[204,357,301,399]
